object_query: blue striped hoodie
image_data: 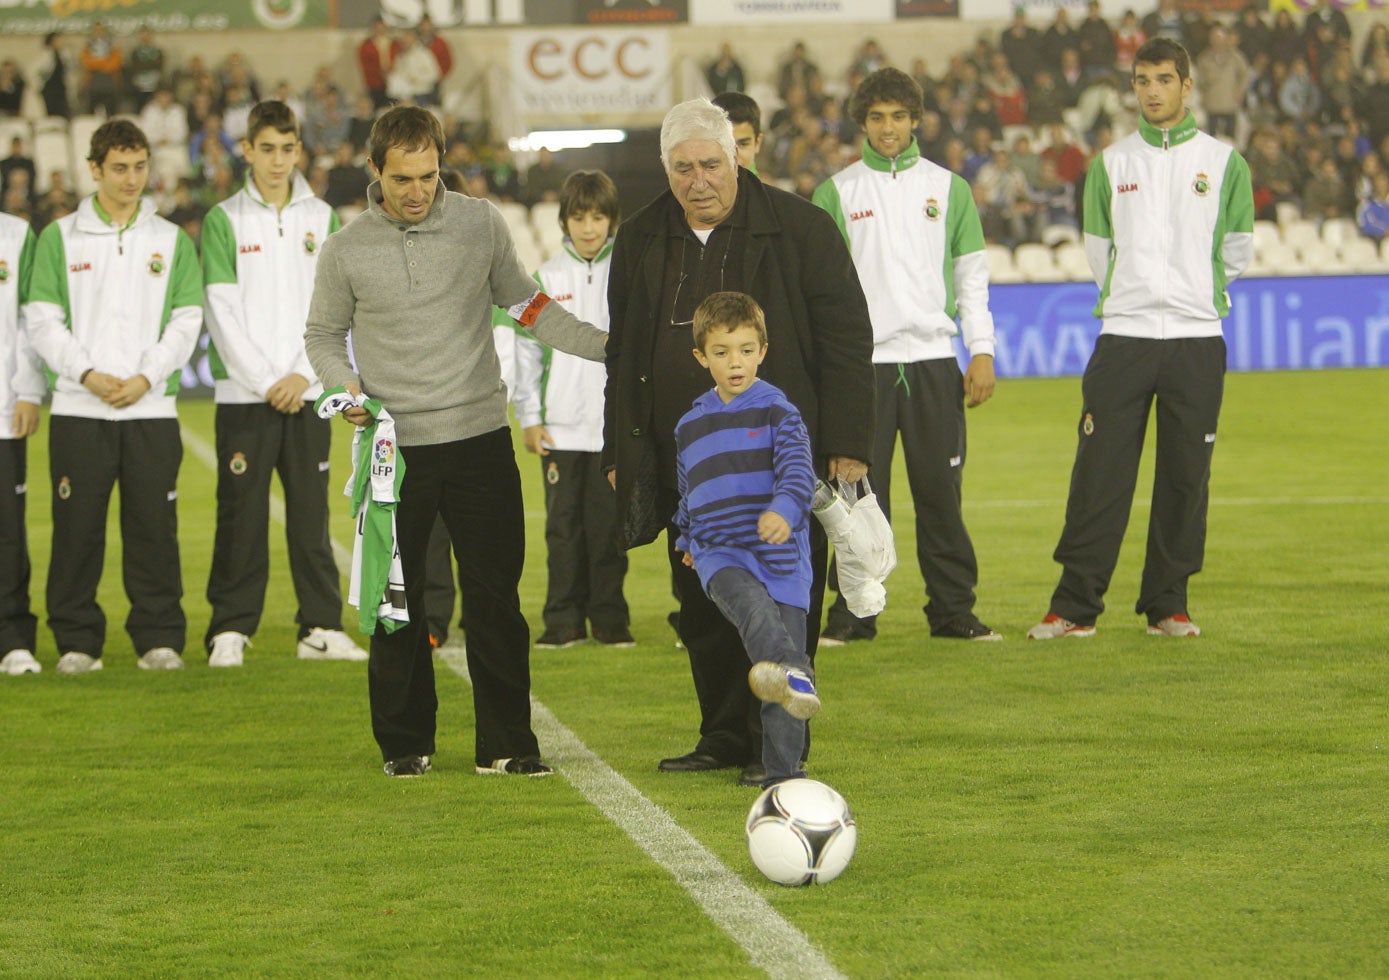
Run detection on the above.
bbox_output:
[674,379,815,610]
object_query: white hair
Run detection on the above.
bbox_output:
[659,98,737,173]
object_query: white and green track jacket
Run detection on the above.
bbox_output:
[813,138,995,364]
[509,239,612,453]
[24,195,202,420]
[203,173,341,404]
[1084,110,1255,339]
[0,212,44,439]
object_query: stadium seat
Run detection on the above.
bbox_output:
[32,128,72,194]
[1252,220,1281,255]
[1381,236,1389,264]
[530,199,560,234]
[1013,242,1062,282]
[534,220,564,257]
[0,117,31,154]
[495,200,530,236]
[1053,242,1092,281]
[1337,237,1382,273]
[1274,200,1302,226]
[1281,219,1320,253]
[985,243,1022,283]
[1296,241,1342,274]
[1320,217,1359,250]
[1253,241,1300,276]
[511,225,544,271]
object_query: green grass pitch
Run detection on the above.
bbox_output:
[1,368,1385,977]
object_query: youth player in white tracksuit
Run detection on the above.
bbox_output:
[1028,38,1254,641]
[24,120,202,673]
[201,101,365,667]
[812,67,1001,643]
[0,212,44,676]
[510,170,630,648]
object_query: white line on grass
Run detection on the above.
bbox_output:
[438,648,847,980]
[963,495,1389,509]
[183,425,845,980]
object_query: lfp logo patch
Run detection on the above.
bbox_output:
[374,439,395,465]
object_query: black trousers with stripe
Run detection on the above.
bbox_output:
[1048,335,1226,625]
[368,427,538,767]
[46,416,185,657]
[0,438,38,654]
[204,402,343,649]
[827,358,982,634]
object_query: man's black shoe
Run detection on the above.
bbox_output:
[535,625,588,649]
[738,762,768,787]
[593,624,636,648]
[658,751,737,772]
[931,615,1003,641]
[818,621,874,647]
[383,755,431,777]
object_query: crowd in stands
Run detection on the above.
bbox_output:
[706,3,1389,248]
[3,4,1389,252]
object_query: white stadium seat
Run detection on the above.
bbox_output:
[1296,241,1342,274]
[1337,237,1383,273]
[1053,242,1093,281]
[495,200,530,235]
[1320,217,1359,250]
[1280,218,1320,253]
[0,118,31,155]
[529,200,560,235]
[1252,241,1300,276]
[1013,242,1062,282]
[1252,220,1281,255]
[985,243,1022,283]
[32,127,72,194]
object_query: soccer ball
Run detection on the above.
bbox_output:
[745,778,857,886]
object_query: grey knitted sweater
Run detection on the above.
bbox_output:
[305,184,606,446]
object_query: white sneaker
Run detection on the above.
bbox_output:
[140,647,185,670]
[56,652,103,674]
[1027,613,1097,640]
[297,627,368,661]
[208,631,250,668]
[1148,614,1201,637]
[1,649,42,675]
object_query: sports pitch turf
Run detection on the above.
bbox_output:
[1,368,1385,977]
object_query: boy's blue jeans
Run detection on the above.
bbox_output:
[707,566,811,783]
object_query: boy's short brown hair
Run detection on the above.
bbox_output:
[558,170,620,232]
[693,291,767,351]
[88,119,149,166]
[245,100,300,143]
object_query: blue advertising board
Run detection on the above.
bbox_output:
[979,274,1389,377]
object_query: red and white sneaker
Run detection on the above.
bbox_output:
[1148,614,1201,637]
[1026,613,1097,640]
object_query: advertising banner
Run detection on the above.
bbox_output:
[0,0,327,35]
[510,28,672,115]
[689,0,893,26]
[977,276,1389,378]
[895,0,959,16]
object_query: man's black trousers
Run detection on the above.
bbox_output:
[1049,335,1226,625]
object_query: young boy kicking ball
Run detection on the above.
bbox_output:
[674,292,819,787]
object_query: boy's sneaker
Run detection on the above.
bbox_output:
[140,647,185,670]
[1027,613,1097,640]
[932,615,1003,641]
[534,626,587,649]
[56,652,102,674]
[208,631,250,668]
[476,756,554,777]
[748,662,821,720]
[1148,614,1201,637]
[1,649,41,675]
[298,627,369,661]
[383,755,431,777]
[593,625,636,648]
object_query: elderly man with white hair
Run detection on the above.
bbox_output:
[603,98,875,786]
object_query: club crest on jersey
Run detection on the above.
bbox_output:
[546,461,559,485]
[229,452,248,475]
[0,259,9,284]
[1192,172,1210,197]
[303,232,317,255]
[1083,413,1095,436]
[923,198,941,221]
[148,252,166,277]
[58,476,72,500]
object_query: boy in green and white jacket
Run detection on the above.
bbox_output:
[201,101,365,667]
[812,67,1001,645]
[24,120,202,673]
[0,211,44,676]
[510,170,631,648]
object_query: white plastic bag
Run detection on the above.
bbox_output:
[812,477,897,618]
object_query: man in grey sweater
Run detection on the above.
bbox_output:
[305,106,607,778]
